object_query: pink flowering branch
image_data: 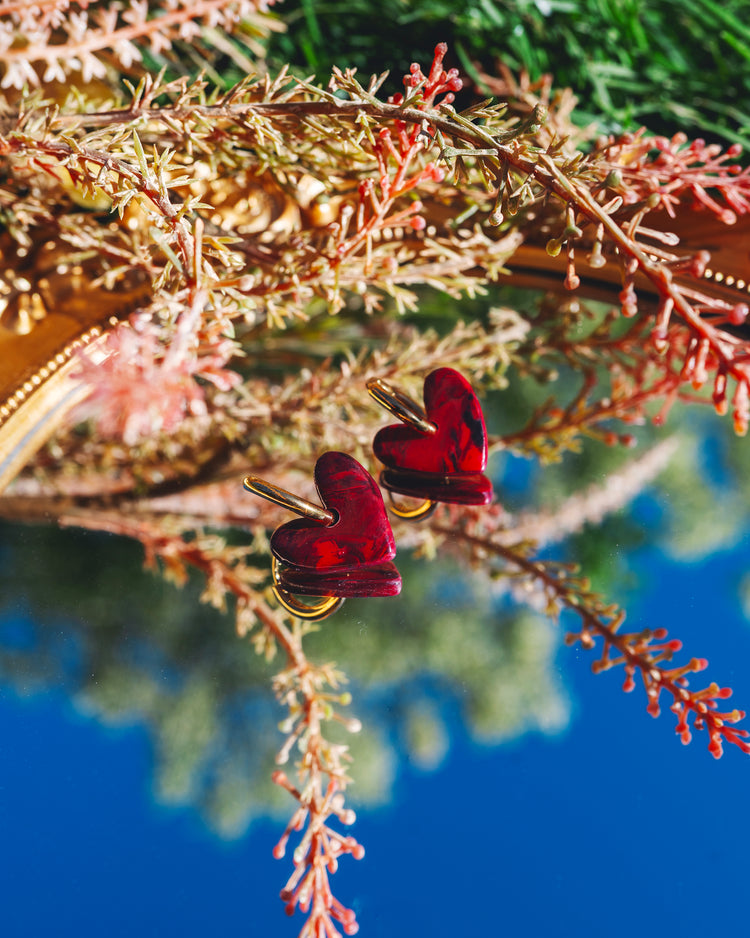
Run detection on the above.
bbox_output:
[273,770,362,937]
[436,523,750,758]
[10,40,749,431]
[137,525,366,937]
[73,308,240,445]
[599,129,750,221]
[493,309,719,457]
[271,670,365,938]
[317,44,461,307]
[1,125,247,441]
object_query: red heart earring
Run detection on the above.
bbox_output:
[367,368,493,519]
[243,451,401,619]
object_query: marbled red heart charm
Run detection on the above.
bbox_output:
[372,368,492,505]
[373,368,488,473]
[270,451,400,595]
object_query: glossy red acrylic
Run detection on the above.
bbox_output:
[373,368,493,505]
[271,451,401,597]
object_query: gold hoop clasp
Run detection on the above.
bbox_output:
[271,557,344,621]
[386,491,438,520]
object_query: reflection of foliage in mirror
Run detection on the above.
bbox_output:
[0,521,286,839]
[321,552,569,748]
[0,522,568,830]
[3,4,750,936]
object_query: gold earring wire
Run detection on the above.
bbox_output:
[366,378,437,435]
[243,475,336,525]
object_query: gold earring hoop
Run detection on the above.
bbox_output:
[270,556,345,620]
[385,491,438,520]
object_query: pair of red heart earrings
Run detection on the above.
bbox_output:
[243,368,493,619]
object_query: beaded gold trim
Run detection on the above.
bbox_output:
[0,317,122,431]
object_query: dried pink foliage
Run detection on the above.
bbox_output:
[74,303,240,445]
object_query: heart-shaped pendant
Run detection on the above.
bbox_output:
[373,368,487,473]
[370,368,493,511]
[269,451,400,596]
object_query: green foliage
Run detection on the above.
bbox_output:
[267,0,750,147]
